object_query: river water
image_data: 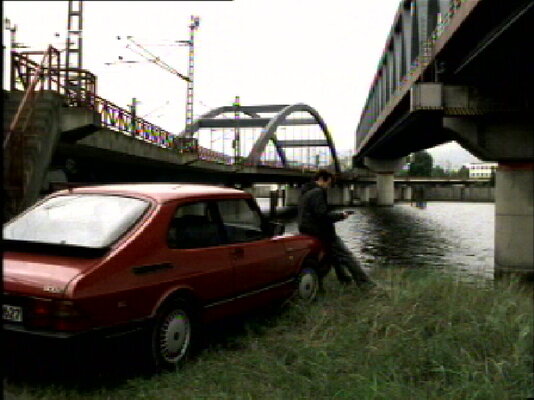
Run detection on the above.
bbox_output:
[262,201,495,280]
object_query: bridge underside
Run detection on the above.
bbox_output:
[355,0,533,165]
[46,101,343,187]
[353,0,533,278]
[52,138,317,186]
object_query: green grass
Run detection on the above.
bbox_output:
[5,269,533,400]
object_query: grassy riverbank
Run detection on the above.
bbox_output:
[5,269,533,400]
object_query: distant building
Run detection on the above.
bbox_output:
[464,162,497,178]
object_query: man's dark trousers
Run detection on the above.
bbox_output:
[328,235,371,285]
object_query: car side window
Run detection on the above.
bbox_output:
[217,199,266,243]
[167,201,223,249]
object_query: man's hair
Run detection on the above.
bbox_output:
[314,169,334,182]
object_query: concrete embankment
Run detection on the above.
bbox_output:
[417,186,494,202]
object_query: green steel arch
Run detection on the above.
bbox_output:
[179,103,340,173]
[246,103,340,173]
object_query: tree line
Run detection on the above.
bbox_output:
[397,150,471,179]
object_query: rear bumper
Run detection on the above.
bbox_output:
[3,319,149,340]
[3,322,79,339]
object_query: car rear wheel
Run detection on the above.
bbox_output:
[150,299,194,370]
[295,266,319,302]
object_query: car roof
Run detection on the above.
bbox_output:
[58,183,248,203]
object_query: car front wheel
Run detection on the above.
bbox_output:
[295,266,319,302]
[150,299,193,370]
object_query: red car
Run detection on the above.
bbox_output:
[3,184,327,369]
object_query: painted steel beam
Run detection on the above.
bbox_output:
[197,118,317,128]
[239,105,289,113]
[246,103,341,173]
[276,139,329,148]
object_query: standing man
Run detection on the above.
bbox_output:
[298,169,374,287]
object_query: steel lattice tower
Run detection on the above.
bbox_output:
[65,1,83,99]
[185,16,199,137]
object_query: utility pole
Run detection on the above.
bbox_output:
[4,18,17,50]
[65,0,83,102]
[184,16,200,137]
[129,97,139,135]
[120,15,199,137]
[3,19,17,90]
[232,96,241,163]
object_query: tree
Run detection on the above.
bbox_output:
[408,151,433,176]
[431,165,449,177]
[453,165,470,179]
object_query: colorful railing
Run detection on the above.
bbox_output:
[10,49,194,153]
[9,48,286,168]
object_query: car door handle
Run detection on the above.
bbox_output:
[230,247,244,259]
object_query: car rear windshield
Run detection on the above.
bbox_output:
[3,194,150,248]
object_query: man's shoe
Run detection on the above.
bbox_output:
[338,278,353,285]
[356,280,377,290]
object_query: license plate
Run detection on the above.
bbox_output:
[3,304,23,322]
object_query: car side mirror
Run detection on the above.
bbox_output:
[266,221,285,236]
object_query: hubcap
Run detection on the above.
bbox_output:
[298,269,318,301]
[159,309,191,363]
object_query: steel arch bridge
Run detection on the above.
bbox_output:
[178,103,341,173]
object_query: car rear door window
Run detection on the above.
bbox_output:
[167,201,223,249]
[217,199,266,243]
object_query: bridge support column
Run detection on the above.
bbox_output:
[376,173,395,206]
[360,186,371,205]
[284,187,301,207]
[327,186,351,206]
[402,185,412,201]
[364,157,406,206]
[444,115,533,279]
[495,162,534,280]
[269,190,279,219]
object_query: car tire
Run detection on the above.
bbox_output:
[150,298,194,370]
[295,265,320,303]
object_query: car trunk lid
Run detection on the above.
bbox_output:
[3,250,101,298]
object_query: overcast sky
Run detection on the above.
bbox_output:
[3,0,477,165]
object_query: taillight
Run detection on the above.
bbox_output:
[33,298,53,316]
[26,298,88,331]
[27,298,54,328]
[54,301,81,318]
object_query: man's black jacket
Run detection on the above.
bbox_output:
[297,182,344,243]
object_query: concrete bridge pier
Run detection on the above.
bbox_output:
[284,186,301,207]
[269,190,279,219]
[376,174,395,205]
[401,185,412,201]
[328,186,351,206]
[443,116,533,279]
[359,186,371,205]
[495,162,534,280]
[363,157,406,206]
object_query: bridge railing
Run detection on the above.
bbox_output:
[10,48,202,155]
[196,146,233,164]
[11,49,96,108]
[9,48,292,168]
[92,95,179,148]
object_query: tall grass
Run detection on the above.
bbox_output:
[5,269,533,400]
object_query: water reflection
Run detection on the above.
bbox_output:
[283,202,494,279]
